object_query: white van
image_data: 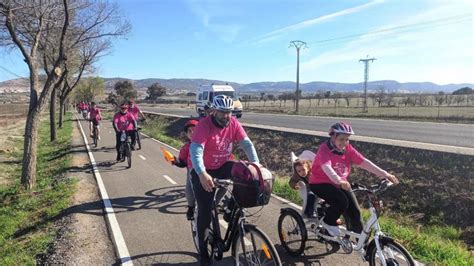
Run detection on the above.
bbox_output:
[196,84,243,118]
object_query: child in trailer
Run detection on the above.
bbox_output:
[289,150,318,218]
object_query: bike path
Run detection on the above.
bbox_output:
[79,118,365,265]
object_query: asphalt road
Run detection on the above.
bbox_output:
[79,118,367,265]
[141,106,474,149]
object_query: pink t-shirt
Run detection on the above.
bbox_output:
[310,142,365,186]
[178,141,193,169]
[129,105,141,120]
[191,116,247,170]
[89,107,101,121]
[113,112,136,131]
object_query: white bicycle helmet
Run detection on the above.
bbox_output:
[213,95,234,111]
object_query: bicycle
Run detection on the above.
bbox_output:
[278,179,415,266]
[191,178,282,265]
[118,131,132,168]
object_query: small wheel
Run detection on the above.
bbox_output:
[340,237,353,254]
[369,239,415,266]
[277,210,307,256]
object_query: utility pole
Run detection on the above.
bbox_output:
[289,40,307,113]
[359,56,376,113]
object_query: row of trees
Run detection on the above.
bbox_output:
[242,87,474,109]
[0,0,129,189]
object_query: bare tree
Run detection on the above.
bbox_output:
[372,86,387,107]
[0,0,129,189]
[332,93,342,108]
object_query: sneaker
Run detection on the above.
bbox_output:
[304,212,317,219]
[186,206,195,221]
[322,221,340,237]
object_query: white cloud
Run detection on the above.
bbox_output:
[250,0,385,45]
[186,0,243,43]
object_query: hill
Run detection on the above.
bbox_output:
[1,77,472,94]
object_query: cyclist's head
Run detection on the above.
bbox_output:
[184,119,199,139]
[120,103,128,113]
[293,159,312,178]
[212,95,233,127]
[329,122,354,136]
[328,122,354,154]
[127,100,134,106]
[91,101,96,107]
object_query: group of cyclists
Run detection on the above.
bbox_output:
[79,95,403,265]
[76,99,146,162]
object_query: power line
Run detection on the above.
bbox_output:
[308,13,473,46]
[0,65,24,79]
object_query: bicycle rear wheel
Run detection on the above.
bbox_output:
[233,224,282,266]
[277,209,307,257]
[369,239,415,266]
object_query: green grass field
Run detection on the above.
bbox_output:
[0,113,76,265]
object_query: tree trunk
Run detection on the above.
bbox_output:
[21,107,40,189]
[59,97,64,128]
[50,86,57,142]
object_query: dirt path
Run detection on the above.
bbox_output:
[45,117,117,264]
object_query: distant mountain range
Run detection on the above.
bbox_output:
[1,77,472,94]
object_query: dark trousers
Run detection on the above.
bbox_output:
[115,131,136,158]
[310,183,363,233]
[190,161,235,265]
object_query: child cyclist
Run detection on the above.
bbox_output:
[170,119,199,220]
[309,122,399,237]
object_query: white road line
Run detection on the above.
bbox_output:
[138,155,147,160]
[163,174,177,185]
[75,115,133,265]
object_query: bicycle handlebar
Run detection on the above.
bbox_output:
[351,179,393,194]
[213,178,233,188]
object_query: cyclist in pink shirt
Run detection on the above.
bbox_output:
[112,103,137,162]
[189,95,259,265]
[88,102,102,139]
[309,122,399,237]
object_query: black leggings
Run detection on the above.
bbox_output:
[190,161,236,265]
[310,183,363,233]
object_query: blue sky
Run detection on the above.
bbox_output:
[0,0,473,84]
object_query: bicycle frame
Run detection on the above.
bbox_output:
[208,186,243,256]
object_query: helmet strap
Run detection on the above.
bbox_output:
[327,139,345,155]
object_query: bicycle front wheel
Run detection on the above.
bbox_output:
[233,224,281,266]
[126,142,132,168]
[369,239,415,266]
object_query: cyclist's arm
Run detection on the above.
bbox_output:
[357,159,389,179]
[321,163,343,184]
[238,137,259,164]
[190,142,206,175]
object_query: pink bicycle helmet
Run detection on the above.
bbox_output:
[329,122,355,136]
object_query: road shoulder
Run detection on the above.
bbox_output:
[45,117,117,264]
